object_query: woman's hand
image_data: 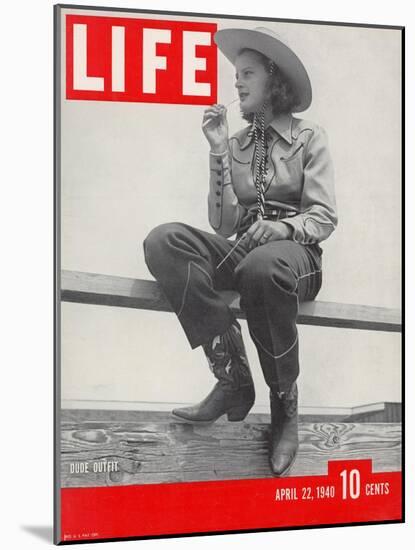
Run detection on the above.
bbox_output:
[243,220,293,250]
[202,104,229,153]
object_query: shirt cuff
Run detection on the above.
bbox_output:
[279,218,303,244]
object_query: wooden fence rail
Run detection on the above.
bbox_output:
[61,270,401,333]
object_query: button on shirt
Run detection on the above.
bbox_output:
[207,112,338,245]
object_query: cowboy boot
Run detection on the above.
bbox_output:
[171,319,255,424]
[269,382,299,476]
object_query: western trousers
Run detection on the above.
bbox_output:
[143,222,323,394]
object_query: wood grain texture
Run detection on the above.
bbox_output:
[61,270,401,332]
[60,411,401,488]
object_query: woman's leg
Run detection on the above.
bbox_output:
[142,222,255,422]
[234,240,322,393]
[143,222,245,348]
[234,240,323,475]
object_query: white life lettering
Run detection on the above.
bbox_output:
[182,31,211,96]
[142,28,171,94]
[73,24,105,91]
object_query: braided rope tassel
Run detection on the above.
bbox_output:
[253,104,267,220]
[253,61,275,222]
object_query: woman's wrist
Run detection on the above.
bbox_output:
[278,221,294,239]
[271,221,293,240]
[210,144,228,155]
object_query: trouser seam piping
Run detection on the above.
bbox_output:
[250,327,299,360]
[177,261,213,317]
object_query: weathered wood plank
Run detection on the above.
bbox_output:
[60,412,401,487]
[61,270,401,332]
[61,404,402,424]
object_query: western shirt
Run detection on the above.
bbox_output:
[207,112,338,245]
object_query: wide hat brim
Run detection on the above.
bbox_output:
[214,27,312,112]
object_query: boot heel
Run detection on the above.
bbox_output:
[227,403,253,422]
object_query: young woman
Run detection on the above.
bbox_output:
[143,27,338,476]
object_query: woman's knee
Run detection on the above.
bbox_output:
[234,251,264,288]
[142,222,186,266]
[234,248,298,295]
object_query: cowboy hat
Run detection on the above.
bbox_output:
[214,27,312,112]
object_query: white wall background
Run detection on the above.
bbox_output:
[59,8,401,410]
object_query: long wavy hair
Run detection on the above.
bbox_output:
[237,48,299,123]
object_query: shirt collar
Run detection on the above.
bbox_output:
[267,112,293,145]
[240,112,293,149]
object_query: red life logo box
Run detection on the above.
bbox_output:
[65,15,218,105]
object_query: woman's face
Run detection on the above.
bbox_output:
[234,50,271,113]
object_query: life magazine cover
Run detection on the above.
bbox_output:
[54,4,403,544]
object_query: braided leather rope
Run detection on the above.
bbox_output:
[252,61,275,221]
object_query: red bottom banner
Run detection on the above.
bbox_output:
[60,459,402,543]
